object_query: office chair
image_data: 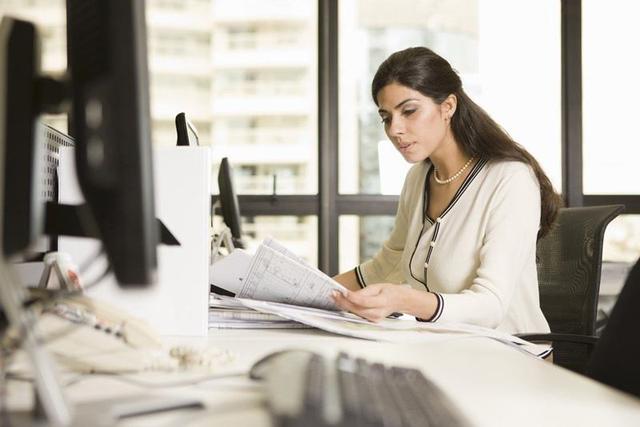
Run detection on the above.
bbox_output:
[518,204,624,373]
[586,255,640,398]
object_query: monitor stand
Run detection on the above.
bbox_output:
[0,257,73,426]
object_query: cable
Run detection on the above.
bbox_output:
[77,246,105,276]
[36,317,84,347]
[9,369,250,390]
[15,287,101,349]
[81,262,112,291]
[63,370,250,389]
[61,244,111,291]
[4,373,33,383]
[0,249,112,392]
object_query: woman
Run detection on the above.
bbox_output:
[332,47,561,334]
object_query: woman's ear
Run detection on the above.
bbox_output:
[442,94,457,119]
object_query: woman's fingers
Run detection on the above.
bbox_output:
[332,283,403,322]
[356,285,384,296]
[332,290,358,311]
[332,291,372,312]
[344,289,386,308]
[332,291,388,322]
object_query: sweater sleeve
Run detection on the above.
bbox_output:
[436,163,541,328]
[356,164,423,286]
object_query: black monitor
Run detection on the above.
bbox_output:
[175,112,200,146]
[1,2,158,286]
[0,17,45,259]
[66,0,157,286]
[0,14,80,426]
[217,157,245,249]
[0,1,160,424]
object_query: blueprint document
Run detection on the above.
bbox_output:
[240,299,553,358]
[209,237,348,310]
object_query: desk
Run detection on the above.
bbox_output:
[7,329,640,426]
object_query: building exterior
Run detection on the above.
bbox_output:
[1,0,638,271]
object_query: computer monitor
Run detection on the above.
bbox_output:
[66,0,158,286]
[0,17,45,259]
[175,112,200,146]
[217,157,245,249]
[0,1,159,423]
[0,15,73,426]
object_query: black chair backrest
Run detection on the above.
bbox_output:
[587,257,640,398]
[536,205,624,336]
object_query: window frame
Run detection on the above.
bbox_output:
[221,0,640,276]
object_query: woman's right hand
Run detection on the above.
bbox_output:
[332,269,362,292]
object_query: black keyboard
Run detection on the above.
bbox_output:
[253,350,469,427]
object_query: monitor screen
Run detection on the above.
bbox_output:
[66,0,157,286]
[0,3,160,423]
[0,17,45,259]
[217,157,245,249]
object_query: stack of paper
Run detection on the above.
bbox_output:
[238,298,553,358]
[208,293,311,329]
[209,237,348,310]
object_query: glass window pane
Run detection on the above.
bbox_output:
[214,214,318,266]
[603,215,640,263]
[147,0,318,195]
[338,0,561,195]
[339,215,395,272]
[583,0,640,194]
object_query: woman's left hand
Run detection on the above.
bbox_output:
[331,283,408,322]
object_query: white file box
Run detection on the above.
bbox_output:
[57,146,211,336]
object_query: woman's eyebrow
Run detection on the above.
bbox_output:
[378,98,419,114]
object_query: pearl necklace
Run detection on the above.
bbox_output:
[433,157,475,185]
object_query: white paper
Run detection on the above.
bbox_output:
[237,244,347,310]
[209,249,252,294]
[238,298,391,325]
[263,236,311,266]
[209,293,252,309]
[239,299,552,358]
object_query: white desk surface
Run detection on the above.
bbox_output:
[7,328,640,426]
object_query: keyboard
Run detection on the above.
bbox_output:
[255,350,469,427]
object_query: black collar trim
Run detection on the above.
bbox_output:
[423,158,488,224]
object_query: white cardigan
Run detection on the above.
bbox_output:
[356,158,550,334]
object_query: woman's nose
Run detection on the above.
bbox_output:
[389,119,405,136]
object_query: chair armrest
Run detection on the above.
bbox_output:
[516,333,598,345]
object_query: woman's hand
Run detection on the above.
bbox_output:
[331,283,410,322]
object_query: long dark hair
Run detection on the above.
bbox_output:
[372,47,561,238]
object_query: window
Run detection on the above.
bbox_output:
[339,215,395,272]
[212,214,318,265]
[208,1,318,199]
[582,0,640,265]
[337,0,561,268]
[4,0,636,275]
[583,0,640,195]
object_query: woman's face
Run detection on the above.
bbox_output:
[376,82,451,163]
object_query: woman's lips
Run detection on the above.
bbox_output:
[398,142,415,153]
